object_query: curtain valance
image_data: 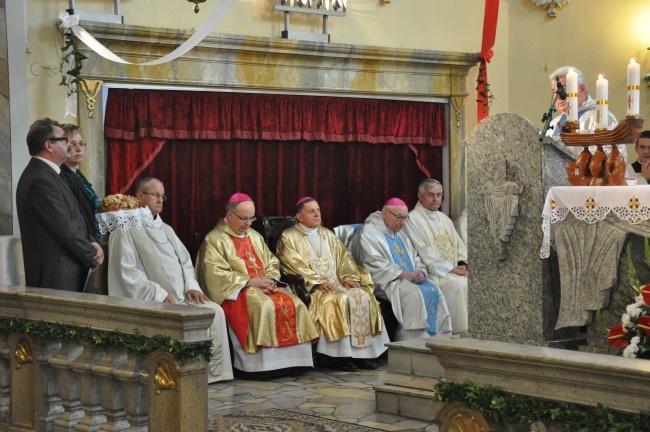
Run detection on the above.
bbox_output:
[105,89,446,146]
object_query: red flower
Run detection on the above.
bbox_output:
[607,324,631,349]
[637,316,650,336]
[642,284,650,306]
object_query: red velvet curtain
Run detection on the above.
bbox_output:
[105,89,446,256]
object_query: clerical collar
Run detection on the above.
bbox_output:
[152,214,162,227]
[423,208,440,221]
[299,223,319,236]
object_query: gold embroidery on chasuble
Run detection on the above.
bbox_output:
[304,235,371,348]
[433,230,456,264]
[230,236,300,350]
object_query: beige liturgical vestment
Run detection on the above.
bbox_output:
[403,202,468,333]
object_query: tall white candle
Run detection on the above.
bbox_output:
[596,74,608,130]
[627,59,640,116]
[566,68,579,122]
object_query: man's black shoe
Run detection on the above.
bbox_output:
[352,359,378,370]
[331,361,359,372]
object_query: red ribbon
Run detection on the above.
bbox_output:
[477,0,499,123]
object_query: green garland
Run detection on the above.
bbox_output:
[0,318,212,363]
[434,380,650,432]
[59,28,87,96]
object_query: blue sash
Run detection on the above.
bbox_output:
[384,234,439,333]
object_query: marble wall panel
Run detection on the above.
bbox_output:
[0,1,11,235]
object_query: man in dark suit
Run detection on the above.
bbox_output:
[631,130,650,185]
[16,118,103,292]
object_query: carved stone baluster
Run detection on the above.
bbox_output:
[50,340,85,432]
[93,346,129,431]
[71,342,107,431]
[114,351,148,432]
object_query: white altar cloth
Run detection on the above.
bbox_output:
[541,185,650,258]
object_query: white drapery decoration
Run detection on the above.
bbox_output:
[58,0,236,117]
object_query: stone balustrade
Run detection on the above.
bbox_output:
[0,284,214,432]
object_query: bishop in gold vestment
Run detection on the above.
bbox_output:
[195,193,318,374]
[276,197,388,371]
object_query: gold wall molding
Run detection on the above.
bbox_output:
[80,79,103,119]
[77,23,479,215]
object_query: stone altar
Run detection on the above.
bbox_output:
[465,113,579,345]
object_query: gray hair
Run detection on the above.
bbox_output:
[137,177,162,192]
[417,179,442,195]
[549,66,587,89]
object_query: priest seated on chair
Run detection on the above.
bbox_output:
[403,179,468,334]
[276,197,389,372]
[349,197,452,341]
[107,177,233,382]
[195,193,319,378]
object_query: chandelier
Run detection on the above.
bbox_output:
[188,0,206,13]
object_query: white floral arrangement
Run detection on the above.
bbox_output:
[605,243,650,359]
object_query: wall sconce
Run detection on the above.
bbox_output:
[275,0,347,43]
[188,0,207,13]
[532,0,571,18]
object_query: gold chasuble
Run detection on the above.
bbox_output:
[277,225,383,344]
[196,219,318,354]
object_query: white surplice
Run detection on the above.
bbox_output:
[349,211,452,340]
[108,215,233,382]
[403,202,469,333]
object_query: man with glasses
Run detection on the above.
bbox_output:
[195,193,318,378]
[403,179,469,334]
[108,177,233,382]
[17,118,103,292]
[545,66,628,164]
[276,197,388,372]
[349,198,452,341]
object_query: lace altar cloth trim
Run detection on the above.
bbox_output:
[540,185,650,258]
[96,208,155,234]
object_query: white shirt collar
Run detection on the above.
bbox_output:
[298,223,319,236]
[34,156,61,174]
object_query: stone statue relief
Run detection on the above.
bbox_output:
[484,159,523,260]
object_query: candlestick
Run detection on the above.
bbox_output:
[627,59,640,116]
[566,68,579,122]
[596,74,608,130]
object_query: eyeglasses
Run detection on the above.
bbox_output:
[230,211,256,223]
[386,208,409,222]
[70,141,87,147]
[45,137,69,144]
[140,191,167,201]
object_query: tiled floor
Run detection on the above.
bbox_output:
[208,363,439,431]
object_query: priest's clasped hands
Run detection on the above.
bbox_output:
[247,277,280,294]
[399,270,426,284]
[314,280,360,293]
